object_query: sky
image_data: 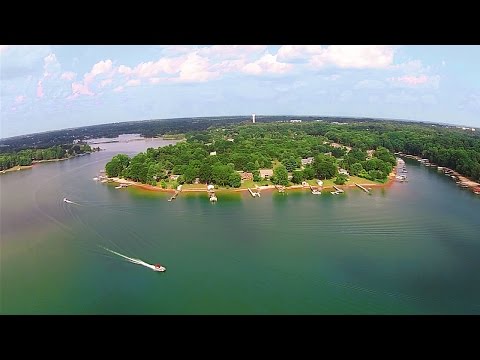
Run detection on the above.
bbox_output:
[1,45,479,138]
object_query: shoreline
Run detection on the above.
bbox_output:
[107,174,396,194]
[399,153,480,193]
[1,152,98,175]
[0,165,33,174]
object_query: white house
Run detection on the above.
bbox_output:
[210,151,217,156]
[207,184,215,191]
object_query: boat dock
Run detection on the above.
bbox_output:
[248,188,261,197]
[333,186,344,193]
[168,190,179,202]
[275,185,286,193]
[355,183,371,194]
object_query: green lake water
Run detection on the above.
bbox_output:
[1,138,480,314]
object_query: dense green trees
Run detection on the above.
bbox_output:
[272,165,289,186]
[334,174,348,185]
[0,143,95,171]
[102,119,480,188]
[313,154,338,179]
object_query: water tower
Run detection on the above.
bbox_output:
[252,113,256,123]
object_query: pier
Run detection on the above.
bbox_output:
[354,183,371,194]
[248,188,261,197]
[168,190,179,202]
[333,186,344,193]
[275,185,286,193]
[308,184,321,195]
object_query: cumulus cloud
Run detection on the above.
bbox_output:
[113,86,124,92]
[242,53,292,75]
[71,81,94,97]
[310,45,395,69]
[277,45,395,69]
[100,79,113,87]
[198,45,267,59]
[277,45,323,62]
[61,71,76,81]
[43,53,60,78]
[178,53,220,82]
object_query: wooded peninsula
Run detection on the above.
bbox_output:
[104,119,480,190]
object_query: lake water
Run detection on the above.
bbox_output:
[1,138,480,314]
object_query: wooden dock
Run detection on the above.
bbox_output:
[168,190,179,202]
[354,183,370,194]
[333,185,344,193]
[275,185,285,193]
[248,188,260,197]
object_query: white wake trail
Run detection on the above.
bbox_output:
[99,246,166,272]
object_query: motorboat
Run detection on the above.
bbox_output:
[154,264,166,272]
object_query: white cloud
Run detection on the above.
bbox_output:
[113,86,124,92]
[100,79,113,87]
[277,45,323,62]
[178,53,220,82]
[90,59,113,77]
[61,71,77,81]
[242,53,292,75]
[310,45,395,69]
[43,53,61,78]
[198,45,267,59]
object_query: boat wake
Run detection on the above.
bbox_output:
[100,246,166,272]
[63,197,81,205]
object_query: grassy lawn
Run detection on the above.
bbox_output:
[305,176,382,187]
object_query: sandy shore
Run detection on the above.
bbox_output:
[0,165,33,174]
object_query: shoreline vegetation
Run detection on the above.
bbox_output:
[103,120,480,196]
[107,172,397,194]
[103,121,405,195]
[0,142,100,174]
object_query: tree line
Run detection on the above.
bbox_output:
[104,122,399,187]
[0,143,98,171]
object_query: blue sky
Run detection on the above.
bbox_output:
[1,45,479,138]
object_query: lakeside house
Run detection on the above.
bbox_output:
[259,169,273,179]
[301,157,314,166]
[207,184,215,191]
[226,138,234,142]
[290,119,302,123]
[238,171,253,181]
[339,168,350,176]
[170,174,180,180]
[210,151,217,156]
[367,150,375,159]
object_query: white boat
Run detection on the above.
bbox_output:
[93,177,98,181]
